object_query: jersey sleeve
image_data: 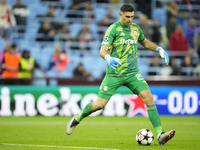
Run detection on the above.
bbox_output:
[137,26,145,42]
[101,24,116,47]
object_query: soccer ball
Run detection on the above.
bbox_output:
[136,129,154,146]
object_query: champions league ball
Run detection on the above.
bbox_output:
[136,129,154,146]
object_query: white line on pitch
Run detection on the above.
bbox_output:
[1,143,128,150]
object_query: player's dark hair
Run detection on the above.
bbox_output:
[120,4,134,12]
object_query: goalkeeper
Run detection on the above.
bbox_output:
[67,4,175,145]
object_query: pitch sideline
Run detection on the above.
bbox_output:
[1,143,128,150]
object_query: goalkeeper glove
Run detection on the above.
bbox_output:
[156,47,169,65]
[105,54,121,70]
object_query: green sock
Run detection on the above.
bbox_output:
[147,104,163,135]
[77,102,94,122]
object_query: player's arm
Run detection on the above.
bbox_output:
[100,45,121,70]
[139,38,157,51]
[100,45,109,59]
[139,38,169,65]
[100,24,121,70]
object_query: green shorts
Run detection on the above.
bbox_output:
[98,72,150,100]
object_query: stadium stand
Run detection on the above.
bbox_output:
[0,0,199,82]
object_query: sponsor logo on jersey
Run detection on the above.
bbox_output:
[120,39,137,44]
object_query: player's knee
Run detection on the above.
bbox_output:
[139,90,154,105]
[144,94,154,105]
[146,92,153,100]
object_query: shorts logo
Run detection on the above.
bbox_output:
[103,86,108,91]
[133,30,138,36]
[104,36,109,42]
[136,74,143,80]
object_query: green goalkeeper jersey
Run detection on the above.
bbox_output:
[101,21,145,76]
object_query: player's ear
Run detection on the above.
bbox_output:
[119,12,122,17]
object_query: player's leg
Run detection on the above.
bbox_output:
[77,97,109,122]
[138,89,162,135]
[138,89,175,145]
[125,73,175,145]
[76,75,122,122]
[67,75,122,135]
[66,97,108,135]
[125,74,163,135]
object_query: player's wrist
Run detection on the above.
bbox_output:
[156,47,163,52]
[105,54,111,61]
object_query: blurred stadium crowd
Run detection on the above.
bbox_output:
[0,0,200,85]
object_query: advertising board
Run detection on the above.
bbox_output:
[0,86,199,116]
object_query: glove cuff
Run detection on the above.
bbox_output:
[105,54,111,61]
[156,47,162,52]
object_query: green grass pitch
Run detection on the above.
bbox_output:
[0,116,200,150]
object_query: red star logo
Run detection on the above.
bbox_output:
[139,135,144,140]
[124,95,148,117]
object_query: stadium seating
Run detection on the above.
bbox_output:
[3,0,199,80]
